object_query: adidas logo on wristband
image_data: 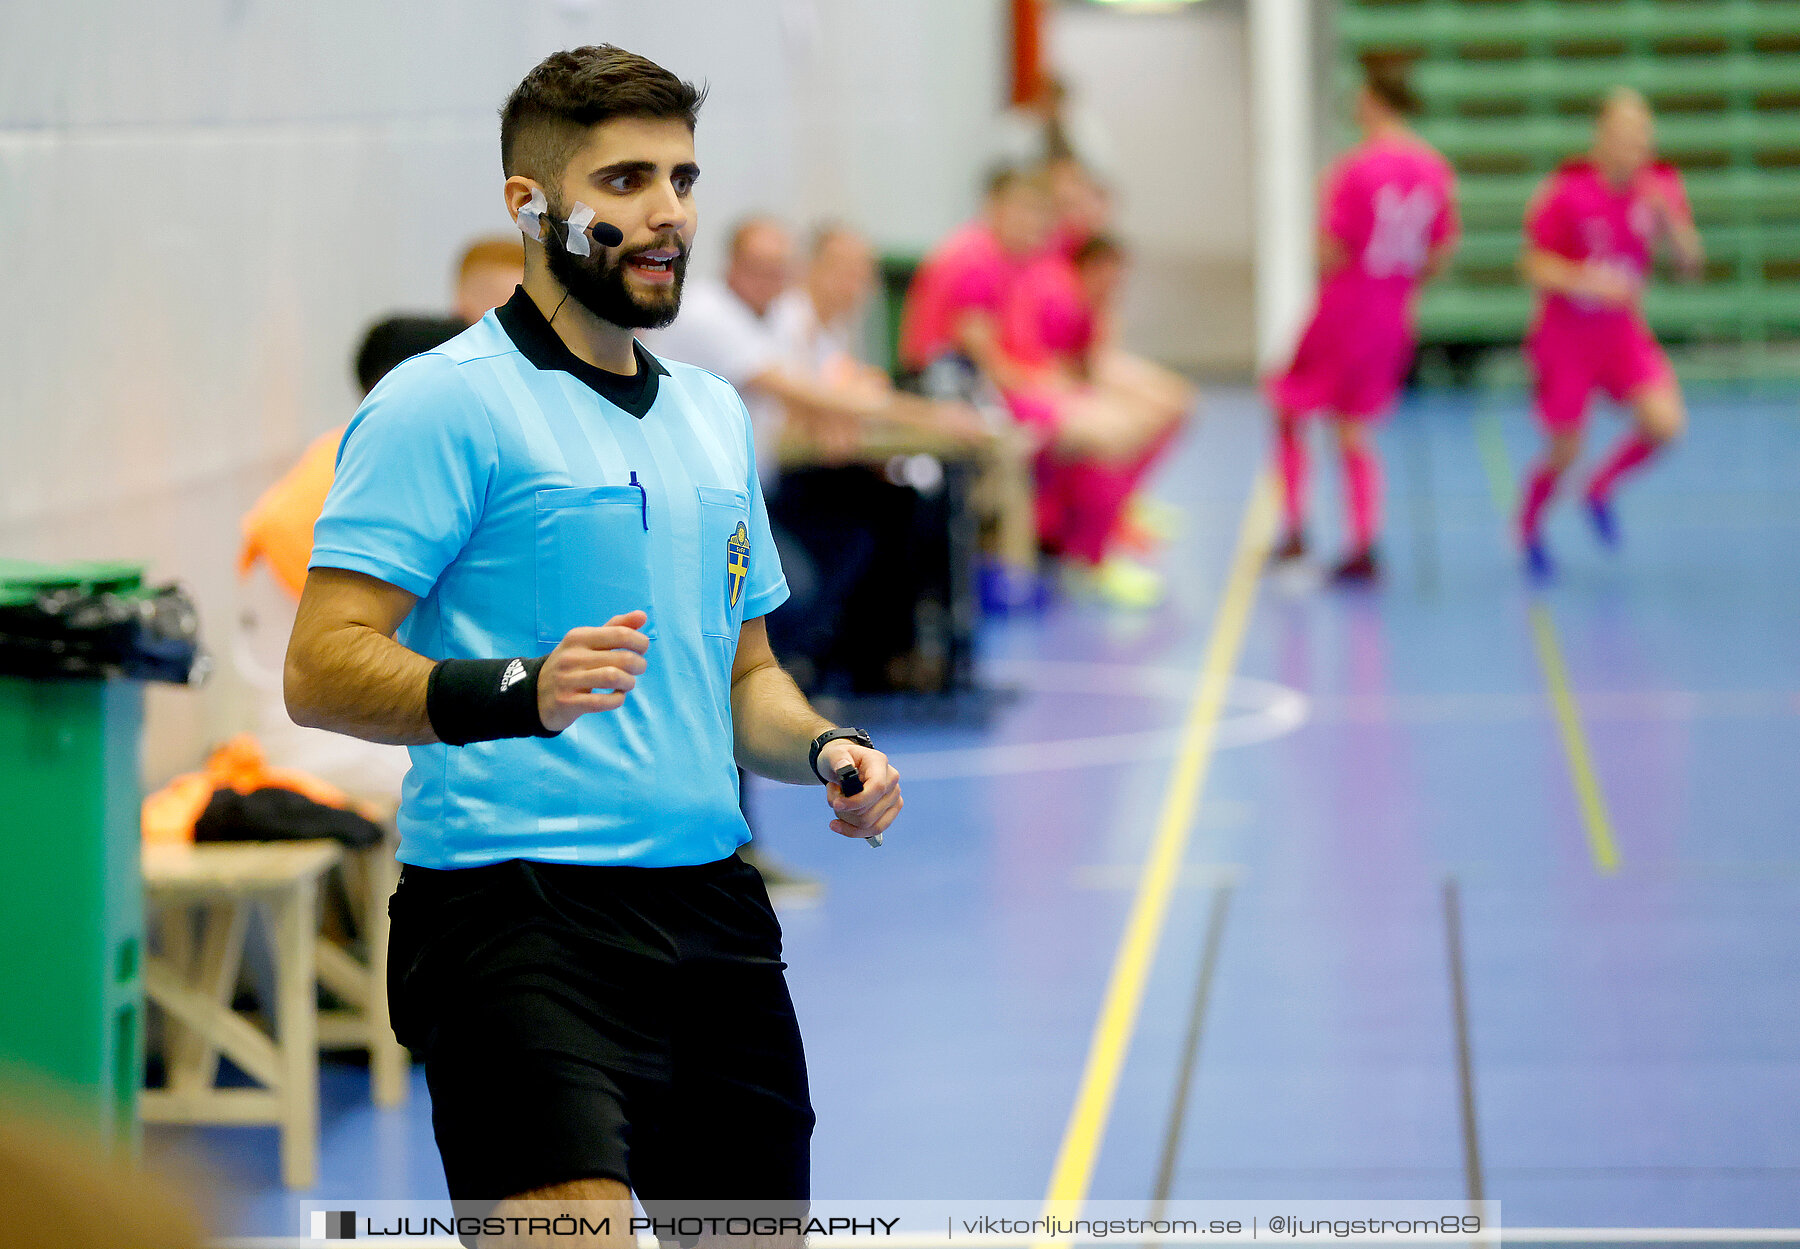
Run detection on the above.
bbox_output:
[428,655,556,746]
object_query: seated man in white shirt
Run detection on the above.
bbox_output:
[776,223,1041,612]
[651,218,986,479]
[647,218,989,686]
[644,217,797,486]
[644,218,859,682]
[771,224,1000,450]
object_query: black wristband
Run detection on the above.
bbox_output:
[425,655,558,746]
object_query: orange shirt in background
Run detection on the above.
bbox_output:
[141,734,372,845]
[237,426,343,600]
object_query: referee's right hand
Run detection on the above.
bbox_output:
[537,611,651,732]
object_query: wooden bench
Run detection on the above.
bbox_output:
[315,833,409,1108]
[141,840,341,1189]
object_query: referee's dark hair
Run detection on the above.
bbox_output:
[501,45,707,189]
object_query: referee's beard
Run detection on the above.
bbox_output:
[545,228,689,331]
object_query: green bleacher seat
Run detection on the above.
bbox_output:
[1454,169,1800,225]
[1414,54,1800,104]
[1419,281,1800,338]
[1419,111,1800,162]
[1339,1,1800,52]
[1451,221,1800,269]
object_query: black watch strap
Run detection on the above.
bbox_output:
[809,727,873,783]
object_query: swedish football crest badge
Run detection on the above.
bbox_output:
[726,521,750,609]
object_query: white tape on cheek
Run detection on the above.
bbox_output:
[517,186,547,241]
[565,201,598,257]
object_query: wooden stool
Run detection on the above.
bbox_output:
[315,832,409,1107]
[141,840,340,1189]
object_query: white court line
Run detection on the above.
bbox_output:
[889,674,1309,782]
[1502,1234,1800,1243]
[213,1230,1800,1248]
[980,659,1203,701]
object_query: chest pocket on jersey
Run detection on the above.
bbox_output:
[697,486,752,640]
[535,485,658,645]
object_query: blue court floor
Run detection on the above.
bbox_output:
[149,384,1800,1236]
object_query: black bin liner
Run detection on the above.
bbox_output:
[0,573,206,685]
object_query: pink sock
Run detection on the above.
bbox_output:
[1519,461,1562,543]
[1341,441,1381,552]
[1276,416,1307,533]
[1060,461,1131,565]
[1586,433,1659,504]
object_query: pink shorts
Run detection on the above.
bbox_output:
[1266,305,1413,421]
[1527,317,1673,434]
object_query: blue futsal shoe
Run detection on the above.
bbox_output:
[1524,538,1555,583]
[1586,494,1620,549]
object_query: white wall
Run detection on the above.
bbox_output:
[1049,0,1255,373]
[786,0,1011,257]
[0,0,1005,785]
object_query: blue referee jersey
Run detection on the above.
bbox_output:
[311,288,789,868]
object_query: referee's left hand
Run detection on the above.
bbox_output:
[820,742,902,840]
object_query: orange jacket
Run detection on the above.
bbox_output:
[141,734,370,845]
[237,427,343,601]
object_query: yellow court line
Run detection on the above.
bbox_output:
[1040,474,1278,1219]
[1474,406,1622,875]
[1529,604,1622,873]
[1472,408,1518,514]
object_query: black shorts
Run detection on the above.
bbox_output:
[387,854,814,1206]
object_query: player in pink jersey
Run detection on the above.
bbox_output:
[1004,234,1191,605]
[898,166,1054,379]
[905,164,1181,462]
[898,169,1058,607]
[906,164,1189,605]
[1517,87,1704,579]
[1267,55,1459,582]
[1046,154,1114,263]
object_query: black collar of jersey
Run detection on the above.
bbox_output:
[495,286,667,419]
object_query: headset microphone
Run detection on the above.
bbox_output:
[518,188,624,253]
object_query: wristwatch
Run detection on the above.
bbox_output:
[809,726,874,783]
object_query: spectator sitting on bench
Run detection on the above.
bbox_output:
[645,218,985,686]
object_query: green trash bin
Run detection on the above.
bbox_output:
[0,559,152,1145]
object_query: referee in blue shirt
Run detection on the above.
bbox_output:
[285,45,901,1237]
